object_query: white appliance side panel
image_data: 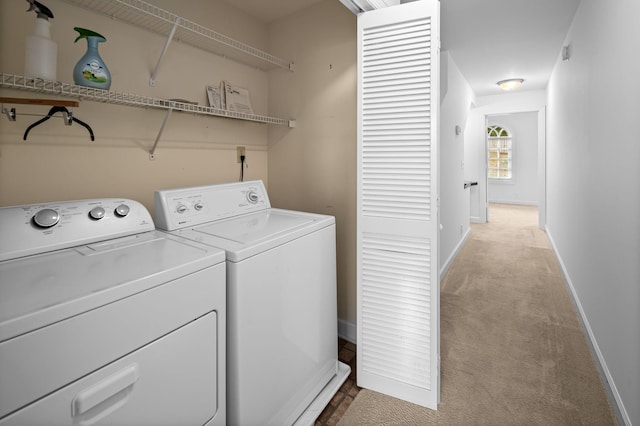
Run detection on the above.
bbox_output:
[0,312,219,426]
[0,264,225,419]
[226,225,339,426]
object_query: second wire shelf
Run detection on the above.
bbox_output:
[1,73,294,127]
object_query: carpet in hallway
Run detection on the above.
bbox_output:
[337,204,616,425]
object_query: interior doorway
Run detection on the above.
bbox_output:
[483,110,545,227]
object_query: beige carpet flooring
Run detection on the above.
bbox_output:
[338,204,616,425]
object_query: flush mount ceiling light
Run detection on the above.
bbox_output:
[497,78,524,91]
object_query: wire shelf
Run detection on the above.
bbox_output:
[0,73,292,126]
[59,0,293,71]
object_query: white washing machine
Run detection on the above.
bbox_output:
[155,180,350,426]
[0,198,226,426]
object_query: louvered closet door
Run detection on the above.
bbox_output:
[357,0,440,409]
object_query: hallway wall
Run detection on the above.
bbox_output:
[546,0,640,424]
[440,51,475,274]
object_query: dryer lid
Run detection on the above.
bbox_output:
[0,231,224,342]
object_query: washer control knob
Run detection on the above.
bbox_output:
[33,208,60,228]
[89,206,106,220]
[246,191,259,204]
[115,204,130,217]
[194,202,204,211]
[176,204,188,214]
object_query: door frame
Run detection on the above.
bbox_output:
[476,104,546,228]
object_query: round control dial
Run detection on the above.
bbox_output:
[115,204,130,217]
[176,204,188,214]
[246,190,259,204]
[194,202,204,211]
[33,208,60,228]
[89,206,106,220]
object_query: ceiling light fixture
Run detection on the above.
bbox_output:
[497,78,524,91]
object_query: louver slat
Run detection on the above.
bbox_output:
[361,232,432,389]
[361,18,432,222]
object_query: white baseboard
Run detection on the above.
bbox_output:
[545,226,631,426]
[440,227,471,280]
[470,216,483,223]
[338,319,356,344]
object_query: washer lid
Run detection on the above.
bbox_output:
[199,210,313,243]
[176,208,334,262]
[0,231,225,342]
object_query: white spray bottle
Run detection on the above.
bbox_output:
[25,0,57,81]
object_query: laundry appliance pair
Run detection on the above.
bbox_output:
[0,180,348,426]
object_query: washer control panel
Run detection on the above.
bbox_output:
[0,199,154,261]
[155,180,270,231]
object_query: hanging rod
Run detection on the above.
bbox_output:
[1,97,81,122]
[0,97,79,107]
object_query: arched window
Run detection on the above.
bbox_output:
[487,125,512,179]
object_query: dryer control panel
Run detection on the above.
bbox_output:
[155,180,270,231]
[0,199,154,261]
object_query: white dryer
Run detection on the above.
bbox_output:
[155,180,350,426]
[0,198,226,426]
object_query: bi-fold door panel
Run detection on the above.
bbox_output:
[357,0,440,409]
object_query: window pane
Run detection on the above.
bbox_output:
[487,126,512,180]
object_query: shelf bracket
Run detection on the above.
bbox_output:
[149,106,173,159]
[149,17,182,87]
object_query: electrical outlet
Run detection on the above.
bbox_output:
[236,146,246,163]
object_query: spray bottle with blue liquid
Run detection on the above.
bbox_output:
[73,27,111,90]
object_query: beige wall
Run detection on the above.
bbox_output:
[1,0,357,330]
[0,0,273,215]
[267,2,358,327]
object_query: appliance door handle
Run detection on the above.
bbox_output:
[72,364,140,419]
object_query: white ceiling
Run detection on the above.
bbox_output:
[224,0,581,96]
[440,0,581,96]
